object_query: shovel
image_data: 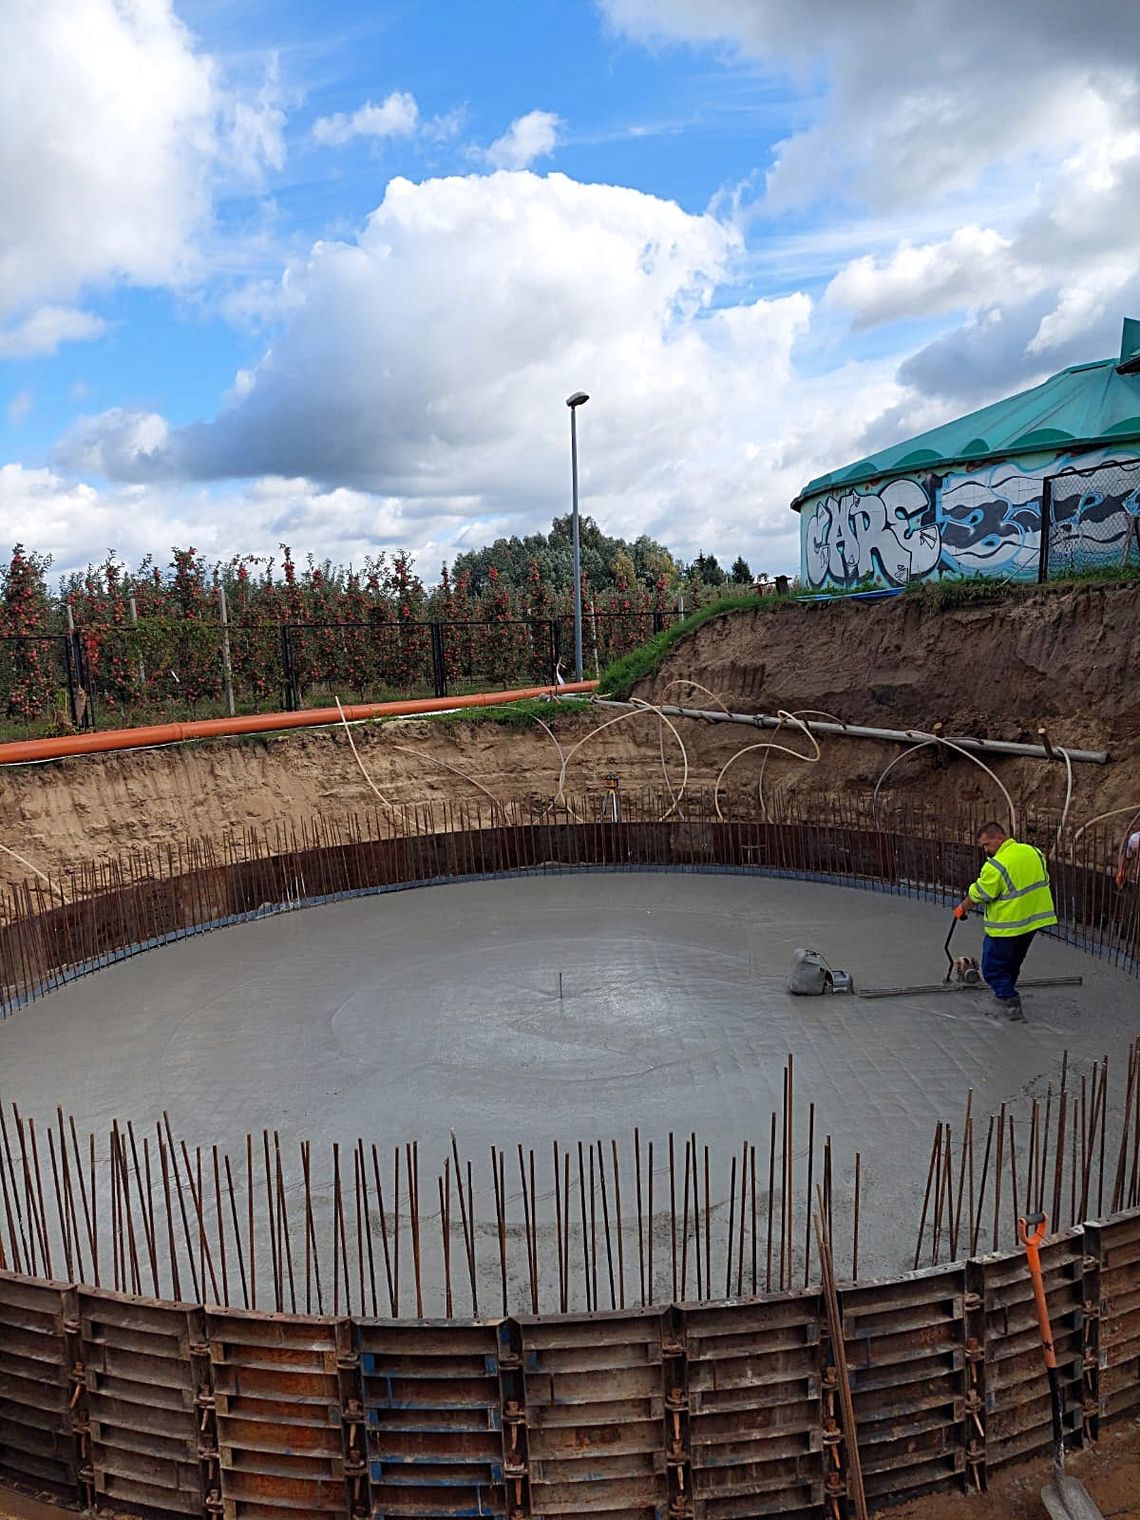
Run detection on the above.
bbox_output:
[1018,1212,1105,1520]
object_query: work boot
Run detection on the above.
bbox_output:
[999,996,1025,1023]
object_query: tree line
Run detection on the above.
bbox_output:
[0,523,763,729]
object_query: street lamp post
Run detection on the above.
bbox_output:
[566,391,589,682]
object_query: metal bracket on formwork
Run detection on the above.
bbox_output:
[963,1265,989,1493]
[338,1321,372,1520]
[188,1312,220,1519]
[661,1307,693,1520]
[496,1320,531,1520]
[1079,1238,1104,1444]
[61,1292,95,1514]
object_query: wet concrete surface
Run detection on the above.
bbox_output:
[1,872,1135,1293]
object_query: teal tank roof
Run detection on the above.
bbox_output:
[792,318,1140,510]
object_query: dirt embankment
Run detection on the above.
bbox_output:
[635,581,1140,825]
[1,582,1137,889]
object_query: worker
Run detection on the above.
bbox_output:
[955,821,1057,1022]
[1115,828,1140,888]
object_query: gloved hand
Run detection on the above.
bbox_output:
[954,903,970,920]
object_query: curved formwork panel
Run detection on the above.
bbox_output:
[1,1211,1138,1518]
[1,803,1138,1516]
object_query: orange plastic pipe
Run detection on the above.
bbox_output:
[0,681,598,766]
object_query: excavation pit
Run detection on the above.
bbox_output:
[2,870,1133,1309]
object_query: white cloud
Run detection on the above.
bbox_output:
[0,0,288,324]
[57,410,170,478]
[7,391,33,426]
[313,92,420,147]
[224,58,288,179]
[600,0,1140,210]
[482,111,562,170]
[0,463,467,581]
[0,305,109,359]
[824,227,1038,329]
[48,170,909,572]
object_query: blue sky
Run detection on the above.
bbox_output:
[2,0,1139,580]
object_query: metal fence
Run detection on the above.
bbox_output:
[1040,456,1140,580]
[0,612,677,737]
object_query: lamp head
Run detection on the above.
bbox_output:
[565,391,590,408]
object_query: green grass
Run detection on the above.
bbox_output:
[597,593,784,699]
[901,564,1140,610]
[399,696,592,730]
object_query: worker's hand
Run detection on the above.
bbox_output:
[954,902,970,920]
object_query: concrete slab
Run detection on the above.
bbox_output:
[1,872,1134,1295]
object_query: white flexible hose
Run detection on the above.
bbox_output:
[872,731,1019,836]
[1053,747,1073,855]
[553,703,689,821]
[336,698,394,809]
[629,698,690,820]
[756,709,845,820]
[530,714,583,821]
[657,679,733,715]
[0,842,65,897]
[713,711,821,822]
[1071,801,1140,842]
[382,741,504,810]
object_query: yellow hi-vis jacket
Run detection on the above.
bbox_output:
[968,838,1057,938]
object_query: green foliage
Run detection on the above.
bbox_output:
[451,516,678,594]
[597,592,772,699]
[690,552,726,587]
[903,565,1140,610]
[405,696,592,730]
[730,556,753,585]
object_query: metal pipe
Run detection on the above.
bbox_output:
[0,680,598,766]
[587,698,1108,763]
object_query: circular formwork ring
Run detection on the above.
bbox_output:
[0,803,1138,1518]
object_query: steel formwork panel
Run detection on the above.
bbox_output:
[1089,1209,1140,1419]
[520,1310,666,1517]
[0,1272,75,1499]
[981,1235,1086,1470]
[206,1312,348,1520]
[685,1296,823,1520]
[79,1290,205,1516]
[840,1271,967,1504]
[357,1319,506,1520]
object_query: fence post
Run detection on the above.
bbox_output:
[78,634,96,729]
[430,621,447,699]
[549,619,561,684]
[280,624,298,711]
[65,604,95,730]
[218,585,236,717]
[1037,475,1053,583]
[62,633,81,730]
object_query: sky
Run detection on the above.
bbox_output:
[1,0,1139,583]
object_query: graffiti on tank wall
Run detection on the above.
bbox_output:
[938,470,1044,578]
[801,450,1140,589]
[803,478,940,588]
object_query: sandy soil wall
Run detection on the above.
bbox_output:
[1,583,1137,889]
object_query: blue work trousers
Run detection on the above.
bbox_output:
[981,931,1036,1001]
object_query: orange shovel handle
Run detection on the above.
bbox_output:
[1018,1212,1056,1370]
